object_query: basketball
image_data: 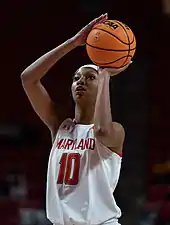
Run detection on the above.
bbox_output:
[86,20,136,68]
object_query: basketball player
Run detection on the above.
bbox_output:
[21,14,131,225]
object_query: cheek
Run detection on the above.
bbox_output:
[91,81,98,91]
[94,83,99,95]
[71,84,75,95]
[88,83,98,95]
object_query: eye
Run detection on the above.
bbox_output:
[87,75,95,80]
[73,75,80,81]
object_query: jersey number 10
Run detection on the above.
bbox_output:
[57,153,81,185]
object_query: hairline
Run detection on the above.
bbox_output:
[74,67,98,76]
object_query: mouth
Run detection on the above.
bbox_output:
[75,86,86,97]
[75,86,86,92]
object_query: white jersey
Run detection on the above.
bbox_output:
[46,119,122,225]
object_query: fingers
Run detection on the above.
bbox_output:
[90,13,108,26]
[95,13,108,23]
[100,61,133,75]
[115,61,133,72]
[120,61,133,71]
[83,13,108,33]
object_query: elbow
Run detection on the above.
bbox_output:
[20,72,33,87]
[20,70,27,82]
[20,71,37,85]
[21,68,30,80]
[20,73,28,88]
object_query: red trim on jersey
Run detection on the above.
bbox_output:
[117,153,123,157]
[89,125,94,130]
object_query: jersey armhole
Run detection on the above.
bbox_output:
[96,139,123,158]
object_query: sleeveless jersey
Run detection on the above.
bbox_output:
[46,119,122,225]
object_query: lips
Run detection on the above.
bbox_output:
[76,86,86,92]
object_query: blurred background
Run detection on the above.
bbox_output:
[0,0,170,224]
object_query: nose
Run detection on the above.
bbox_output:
[77,76,85,85]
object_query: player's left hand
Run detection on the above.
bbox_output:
[99,61,133,77]
[72,13,108,47]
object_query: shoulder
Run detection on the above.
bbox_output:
[94,122,125,138]
[108,122,125,154]
[94,122,125,154]
[110,122,125,148]
[51,118,75,143]
[112,122,125,137]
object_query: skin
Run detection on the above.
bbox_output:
[71,67,99,125]
[71,66,125,154]
[21,14,108,140]
[21,13,127,154]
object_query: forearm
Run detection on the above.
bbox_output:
[21,38,76,82]
[94,71,113,132]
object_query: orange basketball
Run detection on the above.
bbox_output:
[86,20,136,68]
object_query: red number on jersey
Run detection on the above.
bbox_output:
[57,153,81,185]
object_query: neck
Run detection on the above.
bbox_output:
[74,104,95,124]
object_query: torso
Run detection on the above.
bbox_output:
[46,119,122,225]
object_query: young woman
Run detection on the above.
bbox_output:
[21,13,130,225]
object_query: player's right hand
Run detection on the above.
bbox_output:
[99,61,133,77]
[71,13,108,47]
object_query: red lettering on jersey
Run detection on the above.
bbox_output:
[60,139,67,149]
[64,139,74,149]
[71,139,77,150]
[64,153,80,185]
[89,138,95,150]
[56,139,63,149]
[57,153,67,184]
[56,138,95,150]
[84,139,89,149]
[57,153,81,185]
[76,139,84,150]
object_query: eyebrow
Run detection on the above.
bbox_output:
[73,69,98,79]
[72,72,81,79]
[82,68,98,75]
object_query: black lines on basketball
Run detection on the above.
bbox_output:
[99,61,131,69]
[131,34,135,45]
[92,28,129,45]
[93,55,133,66]
[86,20,136,68]
[86,42,136,52]
[115,21,131,66]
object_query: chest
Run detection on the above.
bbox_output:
[51,126,97,186]
[54,126,95,153]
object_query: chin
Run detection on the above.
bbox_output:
[75,96,85,102]
[74,95,88,104]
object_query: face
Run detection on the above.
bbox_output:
[71,67,99,105]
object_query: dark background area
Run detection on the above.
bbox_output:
[0,0,170,224]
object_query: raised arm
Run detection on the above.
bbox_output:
[21,14,108,140]
[21,39,76,138]
[94,65,131,154]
